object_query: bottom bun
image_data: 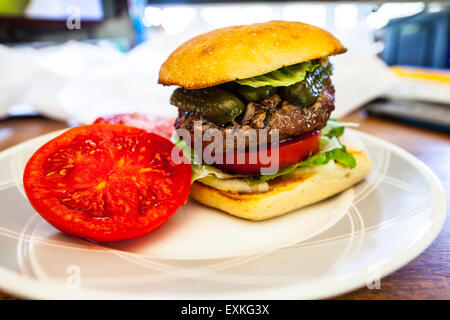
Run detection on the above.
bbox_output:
[190,150,371,220]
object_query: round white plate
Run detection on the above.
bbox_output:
[0,129,446,299]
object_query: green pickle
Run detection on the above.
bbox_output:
[280,63,333,107]
[170,87,245,125]
[237,85,277,101]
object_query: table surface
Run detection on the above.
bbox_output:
[0,110,448,300]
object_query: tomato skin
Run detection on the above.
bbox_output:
[213,131,320,175]
[94,113,175,139]
[23,124,191,242]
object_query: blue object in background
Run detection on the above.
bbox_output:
[382,9,450,69]
[128,0,147,45]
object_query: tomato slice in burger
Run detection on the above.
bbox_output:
[214,131,320,175]
[23,124,191,242]
[94,113,175,139]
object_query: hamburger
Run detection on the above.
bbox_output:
[159,21,371,220]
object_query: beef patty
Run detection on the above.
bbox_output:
[175,81,335,153]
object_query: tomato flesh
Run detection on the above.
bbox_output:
[94,113,175,139]
[23,124,191,242]
[214,131,321,175]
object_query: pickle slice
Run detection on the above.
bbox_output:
[279,63,333,107]
[237,85,277,101]
[170,87,245,125]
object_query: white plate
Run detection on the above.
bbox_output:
[0,129,446,299]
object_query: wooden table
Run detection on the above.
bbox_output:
[0,110,448,300]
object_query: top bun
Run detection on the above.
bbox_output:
[158,20,346,89]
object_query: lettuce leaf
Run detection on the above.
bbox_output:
[321,118,345,138]
[235,61,319,88]
[300,141,356,168]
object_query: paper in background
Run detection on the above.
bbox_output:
[0,40,398,123]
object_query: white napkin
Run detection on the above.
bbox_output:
[0,40,397,123]
[0,45,65,119]
[332,51,397,117]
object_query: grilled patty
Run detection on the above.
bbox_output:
[175,81,335,153]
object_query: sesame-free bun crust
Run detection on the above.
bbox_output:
[189,151,371,220]
[158,21,347,89]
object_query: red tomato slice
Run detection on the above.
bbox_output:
[214,131,321,175]
[94,113,175,139]
[23,124,191,242]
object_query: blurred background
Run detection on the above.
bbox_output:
[0,0,449,132]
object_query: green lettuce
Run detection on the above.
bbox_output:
[235,61,319,88]
[321,118,345,138]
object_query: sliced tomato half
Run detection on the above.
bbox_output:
[23,124,191,242]
[214,131,321,175]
